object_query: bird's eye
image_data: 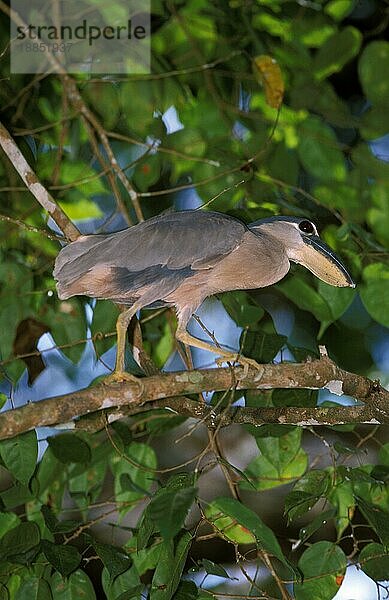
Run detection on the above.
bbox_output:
[299,220,315,234]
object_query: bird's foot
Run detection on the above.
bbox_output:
[215,355,263,379]
[103,371,144,398]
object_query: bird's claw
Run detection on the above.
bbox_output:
[215,355,262,378]
[103,371,144,398]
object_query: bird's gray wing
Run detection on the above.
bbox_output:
[109,210,247,270]
[54,211,247,300]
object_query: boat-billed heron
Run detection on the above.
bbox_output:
[54,211,354,379]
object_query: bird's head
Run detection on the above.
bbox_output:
[250,216,355,288]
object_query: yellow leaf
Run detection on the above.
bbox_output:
[253,55,284,109]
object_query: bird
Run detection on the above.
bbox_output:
[54,210,355,380]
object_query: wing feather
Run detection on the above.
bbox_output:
[54,211,247,300]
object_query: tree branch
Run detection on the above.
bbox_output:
[0,356,387,440]
[0,0,142,226]
[0,121,80,242]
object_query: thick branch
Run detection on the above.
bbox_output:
[0,357,387,440]
[0,121,80,242]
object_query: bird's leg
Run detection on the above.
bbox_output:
[175,325,262,375]
[104,305,143,391]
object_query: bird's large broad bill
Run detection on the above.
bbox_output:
[300,235,355,288]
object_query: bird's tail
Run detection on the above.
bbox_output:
[53,234,111,299]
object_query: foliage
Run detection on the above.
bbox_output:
[0,0,388,598]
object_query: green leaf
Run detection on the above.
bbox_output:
[91,300,119,355]
[297,117,346,182]
[167,128,206,158]
[291,79,353,128]
[119,473,152,497]
[125,537,162,575]
[277,276,332,322]
[172,581,198,600]
[293,18,335,48]
[48,300,86,363]
[360,263,389,327]
[165,473,196,490]
[357,496,389,545]
[102,565,140,600]
[379,443,389,466]
[0,392,7,409]
[338,466,382,485]
[205,500,255,544]
[148,486,197,539]
[284,491,319,522]
[41,504,81,533]
[352,143,389,181]
[313,27,362,80]
[333,442,363,457]
[47,434,91,465]
[294,542,347,600]
[367,183,389,247]
[69,458,108,511]
[150,531,193,600]
[241,329,287,363]
[41,505,59,533]
[0,262,33,360]
[205,497,293,573]
[41,541,81,577]
[327,478,354,536]
[325,0,355,21]
[360,106,389,140]
[152,320,175,368]
[256,427,303,471]
[15,577,52,600]
[242,428,308,491]
[110,442,157,515]
[32,447,66,512]
[286,470,331,521]
[317,280,356,337]
[137,474,196,549]
[267,143,299,185]
[370,464,389,484]
[201,559,231,579]
[252,12,291,41]
[0,512,20,537]
[0,431,37,484]
[221,292,264,328]
[272,389,317,408]
[359,41,389,105]
[134,154,162,192]
[1,574,20,599]
[0,522,40,562]
[114,587,144,600]
[50,570,96,600]
[249,424,296,438]
[314,184,363,221]
[59,198,103,220]
[0,483,34,510]
[360,543,389,582]
[137,507,157,551]
[298,509,336,545]
[93,541,131,579]
[83,82,120,130]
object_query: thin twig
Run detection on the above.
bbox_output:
[0,121,80,241]
[0,213,64,241]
